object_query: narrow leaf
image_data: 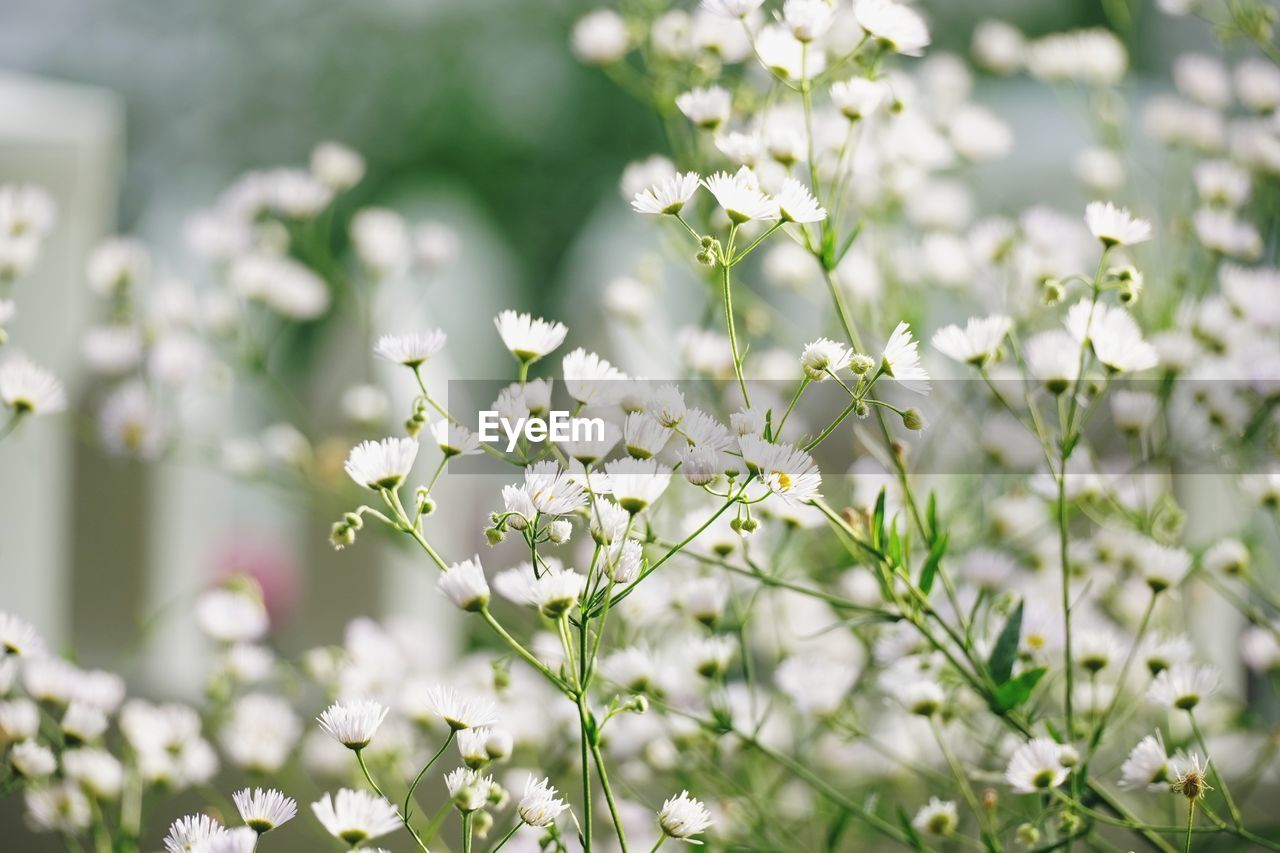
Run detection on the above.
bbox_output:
[987,600,1024,685]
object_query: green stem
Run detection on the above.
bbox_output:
[404,731,456,822]
[721,226,751,408]
[356,749,430,852]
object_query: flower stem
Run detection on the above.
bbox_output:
[404,731,456,822]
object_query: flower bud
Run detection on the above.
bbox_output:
[485,526,506,545]
[330,521,356,550]
[849,353,875,375]
[900,408,925,431]
[547,519,572,544]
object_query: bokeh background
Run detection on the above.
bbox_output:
[0,0,1234,846]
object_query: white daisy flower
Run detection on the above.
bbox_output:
[195,587,269,644]
[739,435,822,506]
[529,569,588,618]
[801,338,852,380]
[1119,732,1170,791]
[676,85,731,130]
[783,0,835,42]
[86,237,150,296]
[317,699,389,750]
[164,814,224,853]
[430,420,482,458]
[1025,330,1080,394]
[603,457,673,513]
[0,183,57,237]
[344,437,419,490]
[931,315,1012,366]
[700,0,765,19]
[494,310,568,364]
[444,767,493,813]
[912,797,958,835]
[658,790,714,840]
[233,787,298,834]
[1005,737,1071,793]
[421,686,499,731]
[373,330,447,368]
[830,77,888,120]
[524,460,589,515]
[310,141,365,190]
[571,9,629,65]
[855,0,931,56]
[623,412,672,459]
[311,789,401,845]
[1084,201,1151,247]
[1065,301,1157,374]
[755,25,823,81]
[1148,662,1218,711]
[1134,540,1191,593]
[631,172,701,216]
[438,556,491,612]
[775,177,827,223]
[0,355,66,416]
[562,348,628,406]
[703,168,779,224]
[0,612,43,658]
[881,321,931,393]
[10,740,56,779]
[518,776,569,827]
[62,748,124,800]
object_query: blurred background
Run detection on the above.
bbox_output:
[0,0,1231,846]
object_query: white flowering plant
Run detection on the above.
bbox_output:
[3,1,1280,851]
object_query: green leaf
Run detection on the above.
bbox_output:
[926,491,939,540]
[896,806,925,849]
[872,487,887,550]
[888,519,902,565]
[987,600,1024,685]
[992,667,1047,712]
[832,221,864,268]
[918,532,948,596]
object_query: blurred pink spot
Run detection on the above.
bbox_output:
[210,538,304,627]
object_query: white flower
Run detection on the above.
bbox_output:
[701,0,765,18]
[783,0,834,42]
[1119,732,1170,791]
[495,310,568,364]
[310,141,365,190]
[62,748,124,800]
[1065,300,1157,374]
[10,740,55,779]
[351,208,410,276]
[631,171,700,215]
[1084,201,1151,247]
[0,699,41,744]
[445,767,493,813]
[1193,207,1262,259]
[572,10,629,65]
[0,183,56,238]
[228,253,330,320]
[421,686,499,731]
[1110,390,1159,433]
[373,330,447,368]
[0,611,44,658]
[563,348,628,405]
[739,435,822,506]
[623,412,671,460]
[519,776,569,826]
[775,177,827,223]
[881,322,931,393]
[658,790,713,840]
[609,538,645,583]
[431,420,482,458]
[1135,540,1191,592]
[311,789,401,845]
[676,86,731,131]
[1025,330,1080,393]
[801,338,852,380]
[830,77,887,120]
[603,457,672,513]
[1028,29,1127,87]
[1148,662,1218,711]
[912,798,959,835]
[855,0,930,56]
[233,787,297,833]
[1202,538,1248,577]
[972,19,1026,74]
[646,383,687,428]
[755,25,822,81]
[62,701,109,744]
[932,315,1012,366]
[164,814,224,852]
[1005,737,1070,793]
[0,356,66,416]
[86,237,150,296]
[344,437,419,490]
[524,460,589,515]
[317,699,389,750]
[703,168,778,224]
[439,557,491,612]
[1194,160,1251,207]
[195,587,269,644]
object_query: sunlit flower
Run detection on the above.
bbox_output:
[881,322,931,393]
[495,311,568,364]
[311,789,401,845]
[1085,201,1151,247]
[632,172,701,216]
[344,437,419,490]
[373,330,447,368]
[855,0,930,56]
[317,699,389,750]
[932,315,1012,366]
[658,790,713,840]
[1005,738,1070,793]
[233,787,297,834]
